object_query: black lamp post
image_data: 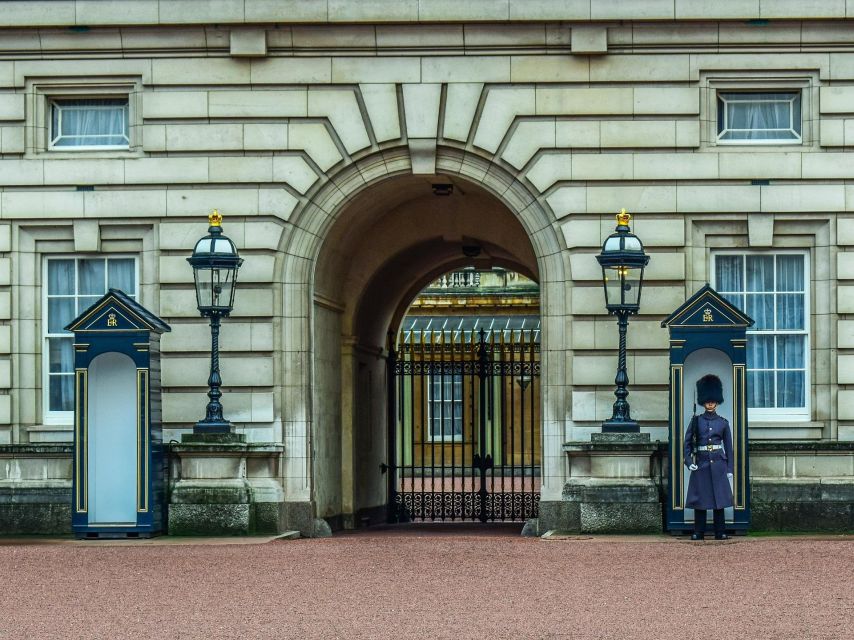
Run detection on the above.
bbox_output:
[187,210,243,434]
[595,209,650,433]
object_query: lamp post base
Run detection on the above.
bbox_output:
[193,419,234,435]
[601,419,640,434]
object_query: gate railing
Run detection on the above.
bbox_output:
[386,327,540,523]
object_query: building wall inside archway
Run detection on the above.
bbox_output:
[312,175,540,526]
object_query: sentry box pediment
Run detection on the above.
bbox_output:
[662,284,754,536]
[66,288,171,334]
[661,284,753,331]
[66,289,170,538]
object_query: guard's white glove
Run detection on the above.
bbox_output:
[727,473,733,479]
[689,464,698,471]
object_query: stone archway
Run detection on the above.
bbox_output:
[278,146,568,532]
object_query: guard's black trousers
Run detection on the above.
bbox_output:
[694,508,725,536]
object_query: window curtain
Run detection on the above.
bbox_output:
[720,93,799,140]
[52,99,127,146]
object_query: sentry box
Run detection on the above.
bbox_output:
[66,289,170,538]
[661,284,754,535]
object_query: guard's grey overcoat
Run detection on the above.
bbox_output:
[683,411,734,510]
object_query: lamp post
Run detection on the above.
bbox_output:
[187,210,243,434]
[595,209,650,433]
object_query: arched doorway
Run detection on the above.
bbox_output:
[284,148,567,530]
[389,268,541,523]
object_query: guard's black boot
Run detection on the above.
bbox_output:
[692,509,707,541]
[713,509,726,540]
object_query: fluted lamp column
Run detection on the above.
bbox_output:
[186,210,243,434]
[595,209,650,433]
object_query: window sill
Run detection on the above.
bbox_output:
[25,148,144,160]
[25,424,73,444]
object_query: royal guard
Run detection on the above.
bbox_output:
[684,374,734,540]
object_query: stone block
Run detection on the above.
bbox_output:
[0,326,10,354]
[571,26,606,54]
[635,152,718,180]
[230,28,267,57]
[331,57,419,84]
[142,91,208,119]
[587,186,676,215]
[0,94,24,120]
[152,58,249,85]
[1,191,84,218]
[581,501,661,533]
[308,88,370,154]
[839,320,854,349]
[288,123,342,171]
[502,120,554,169]
[572,153,632,181]
[591,54,690,82]
[0,126,24,153]
[209,90,306,118]
[417,0,508,21]
[0,501,72,535]
[243,123,287,151]
[443,83,482,142]
[537,500,581,532]
[165,123,243,152]
[44,159,124,186]
[359,83,400,143]
[556,120,600,148]
[675,185,759,213]
[719,152,802,180]
[838,253,854,280]
[536,87,631,116]
[592,0,674,19]
[546,188,586,220]
[0,160,43,186]
[820,86,854,114]
[168,503,251,536]
[633,87,699,115]
[561,217,600,248]
[820,119,844,146]
[422,56,509,83]
[125,158,208,184]
[760,0,845,19]
[83,190,165,218]
[162,355,274,387]
[511,56,589,83]
[402,84,442,139]
[245,0,327,21]
[472,87,535,154]
[142,124,166,151]
[209,156,273,183]
[600,120,676,148]
[761,185,845,213]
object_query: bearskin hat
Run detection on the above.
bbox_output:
[696,374,724,405]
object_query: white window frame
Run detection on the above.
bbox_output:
[426,372,464,442]
[712,250,811,422]
[42,255,139,425]
[716,91,802,145]
[48,97,130,151]
[25,78,141,158]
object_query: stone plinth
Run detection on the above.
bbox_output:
[0,445,73,534]
[168,434,285,536]
[545,433,663,534]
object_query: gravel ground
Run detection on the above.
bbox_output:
[1,525,851,640]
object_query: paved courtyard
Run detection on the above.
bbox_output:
[1,525,851,640]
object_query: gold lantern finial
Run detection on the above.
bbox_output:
[209,209,223,227]
[616,208,631,227]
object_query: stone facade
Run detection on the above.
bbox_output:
[1,1,853,534]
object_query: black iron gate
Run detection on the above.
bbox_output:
[386,325,540,523]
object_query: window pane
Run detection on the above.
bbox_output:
[49,375,74,412]
[777,335,805,369]
[718,93,799,141]
[108,258,136,295]
[776,255,804,292]
[52,99,128,147]
[746,293,774,331]
[715,255,743,292]
[777,294,804,330]
[79,259,105,295]
[47,298,75,333]
[746,255,774,292]
[777,371,805,408]
[77,296,101,315]
[47,260,75,295]
[748,371,774,408]
[48,338,73,373]
[721,293,745,312]
[748,335,774,369]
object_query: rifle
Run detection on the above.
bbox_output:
[690,385,699,467]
